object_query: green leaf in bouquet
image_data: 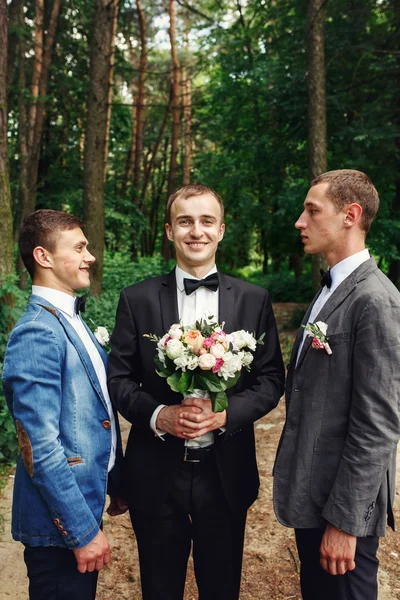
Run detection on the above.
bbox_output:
[210,391,228,412]
[257,332,265,345]
[154,358,170,377]
[196,372,225,393]
[177,371,193,394]
[167,372,181,392]
[187,374,195,394]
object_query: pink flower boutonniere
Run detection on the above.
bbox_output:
[302,321,332,355]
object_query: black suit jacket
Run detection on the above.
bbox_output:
[108,269,284,515]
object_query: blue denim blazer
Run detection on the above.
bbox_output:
[2,295,123,549]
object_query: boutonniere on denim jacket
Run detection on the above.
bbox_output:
[302,321,332,355]
[94,325,110,349]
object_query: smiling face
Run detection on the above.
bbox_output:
[295,183,349,264]
[165,193,225,277]
[34,227,95,295]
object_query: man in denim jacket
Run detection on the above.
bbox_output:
[2,210,126,600]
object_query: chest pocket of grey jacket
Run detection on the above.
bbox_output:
[310,436,346,507]
[326,331,349,348]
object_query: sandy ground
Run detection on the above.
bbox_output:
[1,304,400,599]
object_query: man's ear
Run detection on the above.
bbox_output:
[165,223,174,242]
[344,203,362,227]
[32,246,53,269]
[218,222,225,241]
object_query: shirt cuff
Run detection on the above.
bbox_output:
[218,427,226,434]
[150,405,167,440]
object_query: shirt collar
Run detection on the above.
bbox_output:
[329,248,370,291]
[175,265,218,293]
[32,285,77,318]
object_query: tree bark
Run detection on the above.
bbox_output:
[0,0,16,324]
[103,0,119,180]
[133,0,147,208]
[182,19,191,185]
[122,41,137,194]
[83,0,119,296]
[163,0,181,259]
[307,0,328,292]
[6,0,24,108]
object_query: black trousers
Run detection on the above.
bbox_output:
[295,528,379,600]
[24,544,98,600]
[130,449,247,600]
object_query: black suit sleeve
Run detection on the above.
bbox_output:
[225,291,285,436]
[107,289,160,428]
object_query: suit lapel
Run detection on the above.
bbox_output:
[81,319,108,370]
[34,299,108,411]
[295,257,378,369]
[218,272,234,331]
[160,269,179,330]
[291,290,322,369]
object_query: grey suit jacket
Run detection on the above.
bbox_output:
[273,258,400,537]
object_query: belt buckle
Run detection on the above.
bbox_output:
[184,447,200,463]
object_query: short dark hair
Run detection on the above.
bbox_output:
[166,184,225,224]
[19,209,84,278]
[311,169,379,233]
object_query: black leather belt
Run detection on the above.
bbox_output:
[183,446,214,463]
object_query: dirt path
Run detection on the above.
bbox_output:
[1,304,400,598]
[2,410,399,599]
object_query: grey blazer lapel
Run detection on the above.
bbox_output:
[291,289,322,369]
[218,272,234,331]
[159,269,179,330]
[296,257,378,369]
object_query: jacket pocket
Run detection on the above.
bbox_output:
[310,436,346,507]
[326,331,349,348]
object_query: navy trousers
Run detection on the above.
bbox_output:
[295,528,379,600]
[24,544,99,600]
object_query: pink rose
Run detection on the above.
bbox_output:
[183,330,205,355]
[203,337,215,349]
[209,343,225,359]
[199,348,207,355]
[312,338,324,350]
[212,359,224,373]
[199,353,216,370]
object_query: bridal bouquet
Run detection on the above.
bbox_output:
[144,320,264,412]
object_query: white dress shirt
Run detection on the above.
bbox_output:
[150,265,220,448]
[296,249,370,363]
[32,285,117,471]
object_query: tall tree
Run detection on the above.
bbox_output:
[133,0,147,207]
[0,0,16,323]
[163,0,180,259]
[103,0,119,180]
[83,0,119,295]
[182,15,191,186]
[307,0,327,291]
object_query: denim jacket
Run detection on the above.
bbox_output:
[2,295,123,549]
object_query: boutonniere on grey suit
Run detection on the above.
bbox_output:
[302,320,332,355]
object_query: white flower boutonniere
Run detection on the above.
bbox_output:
[302,320,332,355]
[94,326,110,348]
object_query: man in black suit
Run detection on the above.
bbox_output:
[108,184,284,600]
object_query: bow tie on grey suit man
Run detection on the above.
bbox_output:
[74,296,86,314]
[183,273,219,295]
[320,269,332,289]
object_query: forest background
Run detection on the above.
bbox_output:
[0,0,399,462]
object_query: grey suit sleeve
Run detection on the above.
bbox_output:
[322,293,400,536]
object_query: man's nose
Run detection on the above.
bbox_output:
[190,222,202,237]
[85,250,96,264]
[295,212,306,229]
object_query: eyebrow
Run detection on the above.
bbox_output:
[74,240,88,247]
[304,201,320,208]
[176,214,217,220]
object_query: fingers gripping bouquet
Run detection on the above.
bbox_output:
[144,320,265,412]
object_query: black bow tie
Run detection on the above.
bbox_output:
[74,296,86,314]
[320,269,332,289]
[183,273,219,295]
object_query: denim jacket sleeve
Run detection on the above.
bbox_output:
[4,319,100,549]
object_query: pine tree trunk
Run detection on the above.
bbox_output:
[163,0,180,259]
[83,0,119,296]
[103,0,119,181]
[307,0,328,291]
[0,0,16,324]
[6,0,24,107]
[182,19,191,185]
[133,0,147,208]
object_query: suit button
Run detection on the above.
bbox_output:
[53,518,60,525]
[102,420,111,429]
[61,530,68,537]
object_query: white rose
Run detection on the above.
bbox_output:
[166,339,184,360]
[230,330,247,350]
[168,323,183,340]
[94,326,109,347]
[157,333,170,350]
[198,353,217,370]
[242,331,257,351]
[315,321,328,336]
[157,349,167,366]
[209,343,225,359]
[218,352,242,380]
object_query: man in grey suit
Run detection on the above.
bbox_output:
[273,169,400,600]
